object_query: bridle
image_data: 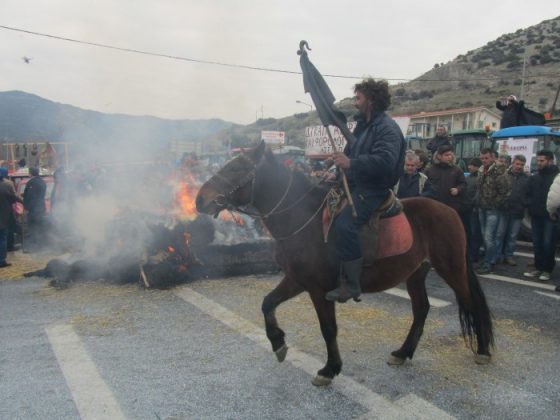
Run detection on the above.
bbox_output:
[207,153,328,240]
[209,154,258,214]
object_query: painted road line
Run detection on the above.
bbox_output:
[394,394,455,420]
[514,251,560,262]
[535,291,560,300]
[384,288,452,308]
[45,324,126,420]
[174,286,455,420]
[478,273,556,291]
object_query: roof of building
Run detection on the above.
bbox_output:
[408,107,501,119]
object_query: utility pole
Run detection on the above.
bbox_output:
[520,53,527,100]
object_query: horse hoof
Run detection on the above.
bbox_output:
[275,344,288,362]
[387,355,406,366]
[312,375,332,386]
[474,354,491,365]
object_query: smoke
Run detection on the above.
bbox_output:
[47,130,269,268]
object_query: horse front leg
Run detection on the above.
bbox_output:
[261,276,303,362]
[308,290,342,386]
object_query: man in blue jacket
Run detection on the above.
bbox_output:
[326,78,406,303]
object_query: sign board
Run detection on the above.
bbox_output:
[261,130,285,145]
[304,122,357,158]
[305,117,410,159]
[495,138,537,172]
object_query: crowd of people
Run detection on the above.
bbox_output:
[1,87,558,298]
[392,132,559,292]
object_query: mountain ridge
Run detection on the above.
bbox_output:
[1,15,559,151]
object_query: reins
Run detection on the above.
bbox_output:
[272,192,328,241]
[210,154,329,240]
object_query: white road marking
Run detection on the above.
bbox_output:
[45,324,126,420]
[534,291,560,300]
[174,286,455,419]
[384,288,452,308]
[478,273,556,291]
[514,251,560,262]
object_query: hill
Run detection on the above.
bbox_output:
[204,15,560,149]
[0,91,232,157]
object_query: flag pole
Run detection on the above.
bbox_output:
[325,128,357,218]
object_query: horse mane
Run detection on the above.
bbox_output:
[261,147,330,204]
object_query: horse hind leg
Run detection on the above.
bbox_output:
[388,261,431,366]
[433,256,494,363]
[261,276,304,362]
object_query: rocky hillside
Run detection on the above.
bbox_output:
[391,15,560,115]
[206,15,560,149]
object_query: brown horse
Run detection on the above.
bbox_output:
[195,142,494,386]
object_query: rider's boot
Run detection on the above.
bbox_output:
[325,257,363,303]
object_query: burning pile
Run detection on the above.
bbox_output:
[27,168,278,289]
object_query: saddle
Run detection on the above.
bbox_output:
[322,189,413,265]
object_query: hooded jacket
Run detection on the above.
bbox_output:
[423,157,466,211]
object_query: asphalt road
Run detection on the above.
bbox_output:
[1,243,559,420]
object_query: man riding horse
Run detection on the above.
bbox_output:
[326,78,406,303]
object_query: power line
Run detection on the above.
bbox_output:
[1,24,558,83]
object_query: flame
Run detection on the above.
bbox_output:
[219,211,245,226]
[177,183,198,219]
[174,170,200,220]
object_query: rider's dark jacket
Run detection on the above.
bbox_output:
[344,112,406,194]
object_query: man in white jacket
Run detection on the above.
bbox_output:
[546,172,560,292]
[547,173,560,220]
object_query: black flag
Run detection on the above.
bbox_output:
[298,41,356,146]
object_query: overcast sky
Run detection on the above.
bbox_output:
[1,1,558,124]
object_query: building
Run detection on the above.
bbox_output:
[404,107,501,138]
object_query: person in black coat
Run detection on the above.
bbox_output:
[423,145,466,213]
[496,95,546,128]
[23,167,47,252]
[327,78,406,303]
[0,172,23,266]
[497,155,529,266]
[459,158,483,262]
[496,95,522,129]
[523,150,559,281]
[426,125,452,161]
[394,151,429,199]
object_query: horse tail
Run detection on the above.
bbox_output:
[457,258,494,354]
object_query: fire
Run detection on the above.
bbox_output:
[177,183,198,219]
[219,211,245,226]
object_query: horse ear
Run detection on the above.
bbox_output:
[250,140,266,163]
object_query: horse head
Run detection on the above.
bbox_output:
[196,141,267,217]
